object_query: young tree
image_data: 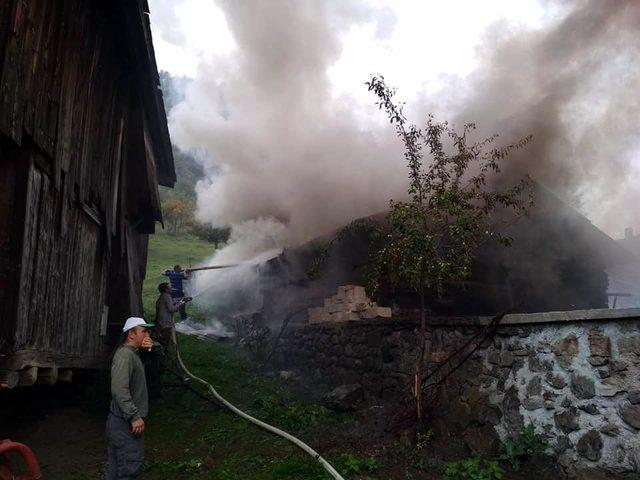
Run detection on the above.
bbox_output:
[191,222,231,248]
[365,76,534,421]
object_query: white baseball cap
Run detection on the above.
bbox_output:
[122,316,155,333]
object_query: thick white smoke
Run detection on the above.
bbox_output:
[442,0,640,234]
[165,0,640,253]
[169,1,407,247]
[187,217,287,318]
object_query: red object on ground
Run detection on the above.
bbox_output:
[0,439,42,480]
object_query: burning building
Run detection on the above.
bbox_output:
[252,186,640,475]
[254,184,640,329]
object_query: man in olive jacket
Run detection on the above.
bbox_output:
[106,317,154,479]
[155,282,183,352]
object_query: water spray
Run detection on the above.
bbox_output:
[187,264,241,300]
[186,248,281,300]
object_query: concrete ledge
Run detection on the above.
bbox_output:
[301,307,640,329]
[486,307,640,325]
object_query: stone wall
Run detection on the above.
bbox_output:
[275,312,640,474]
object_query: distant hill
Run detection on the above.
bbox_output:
[159,71,203,201]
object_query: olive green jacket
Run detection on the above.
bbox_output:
[110,345,148,422]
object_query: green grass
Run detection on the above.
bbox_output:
[138,232,373,480]
[144,335,359,479]
[142,231,216,316]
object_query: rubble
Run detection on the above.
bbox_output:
[323,384,364,411]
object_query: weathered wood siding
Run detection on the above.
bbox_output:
[0,144,28,354]
[0,0,175,369]
[15,162,107,358]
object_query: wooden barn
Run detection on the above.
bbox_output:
[0,0,175,388]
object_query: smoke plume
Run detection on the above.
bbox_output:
[444,0,640,234]
[168,0,640,256]
[169,0,406,247]
[188,217,286,318]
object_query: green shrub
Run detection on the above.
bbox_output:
[496,423,548,470]
[444,455,504,480]
[249,394,331,430]
[333,453,381,475]
[445,423,549,479]
[263,455,326,480]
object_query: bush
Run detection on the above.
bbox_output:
[190,223,231,247]
[444,455,504,480]
[333,453,381,475]
[496,423,548,470]
[445,423,548,479]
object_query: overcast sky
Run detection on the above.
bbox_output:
[147,0,640,241]
[150,0,557,99]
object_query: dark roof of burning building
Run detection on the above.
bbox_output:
[259,182,640,320]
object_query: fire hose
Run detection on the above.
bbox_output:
[170,326,345,480]
[186,264,240,272]
[0,439,41,480]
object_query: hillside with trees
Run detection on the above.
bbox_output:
[158,71,230,245]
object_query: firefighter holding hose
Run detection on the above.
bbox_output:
[155,282,191,351]
[162,264,190,320]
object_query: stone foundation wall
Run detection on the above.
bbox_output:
[275,314,640,474]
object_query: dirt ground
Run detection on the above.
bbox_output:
[1,378,107,479]
[4,406,106,478]
[0,366,569,480]
[1,395,565,480]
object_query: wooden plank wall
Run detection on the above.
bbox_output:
[0,0,173,364]
[15,162,106,358]
[0,0,127,216]
[0,141,28,353]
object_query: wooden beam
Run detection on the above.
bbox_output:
[0,349,106,370]
[0,369,19,389]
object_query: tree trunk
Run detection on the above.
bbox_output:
[415,285,427,421]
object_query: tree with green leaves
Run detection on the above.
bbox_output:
[365,76,534,420]
[191,223,231,248]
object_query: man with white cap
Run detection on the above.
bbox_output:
[106,316,154,479]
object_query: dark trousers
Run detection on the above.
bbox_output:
[158,327,174,353]
[106,413,144,479]
[171,291,188,320]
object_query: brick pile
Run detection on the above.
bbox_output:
[307,285,392,324]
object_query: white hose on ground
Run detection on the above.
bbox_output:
[171,328,345,480]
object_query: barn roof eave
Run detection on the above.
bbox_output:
[128,0,176,189]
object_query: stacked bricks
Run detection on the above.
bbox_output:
[307,285,392,324]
